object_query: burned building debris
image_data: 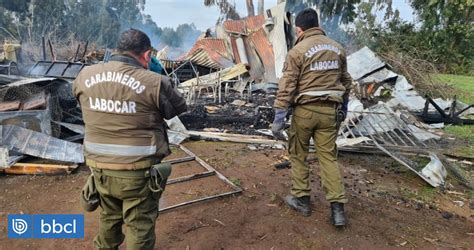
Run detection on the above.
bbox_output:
[0,2,472,214]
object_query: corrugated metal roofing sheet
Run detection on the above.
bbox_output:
[230,37,241,64]
[223,15,265,35]
[246,15,265,32]
[243,37,265,82]
[184,38,234,69]
[249,28,277,82]
[347,46,386,80]
[224,20,247,35]
[187,38,230,59]
[185,49,234,69]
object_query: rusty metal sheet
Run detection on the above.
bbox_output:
[224,19,247,34]
[230,37,241,64]
[184,39,234,69]
[1,125,84,163]
[187,39,230,59]
[243,38,265,82]
[186,49,234,69]
[249,28,277,83]
[246,15,265,32]
[223,15,265,35]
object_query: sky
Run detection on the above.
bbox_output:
[144,0,415,31]
[144,0,277,30]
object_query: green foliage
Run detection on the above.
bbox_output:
[353,0,474,75]
[0,0,30,13]
[410,0,474,74]
[203,0,240,22]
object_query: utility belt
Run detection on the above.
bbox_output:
[81,158,172,212]
[85,158,157,175]
[296,90,346,131]
[296,90,344,102]
[307,99,340,108]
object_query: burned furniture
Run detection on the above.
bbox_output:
[414,96,474,125]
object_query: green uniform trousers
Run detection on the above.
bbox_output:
[288,103,347,203]
[91,167,159,250]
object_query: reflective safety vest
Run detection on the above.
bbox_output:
[74,54,186,169]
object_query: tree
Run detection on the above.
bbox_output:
[203,0,240,21]
[257,0,264,15]
[0,0,203,61]
[246,0,255,16]
[409,0,474,73]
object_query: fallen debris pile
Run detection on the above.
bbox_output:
[176,41,473,188]
[0,2,471,212]
[0,75,84,170]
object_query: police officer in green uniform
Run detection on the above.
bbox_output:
[74,29,187,249]
[272,9,352,227]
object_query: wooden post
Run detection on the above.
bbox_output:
[41,37,46,60]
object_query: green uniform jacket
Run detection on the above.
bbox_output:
[274,27,353,109]
[74,54,187,168]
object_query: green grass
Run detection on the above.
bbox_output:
[444,125,474,157]
[399,186,437,203]
[429,74,474,158]
[432,74,474,103]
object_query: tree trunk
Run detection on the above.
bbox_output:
[257,0,264,15]
[246,0,255,17]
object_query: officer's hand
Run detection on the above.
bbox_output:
[341,94,349,118]
[148,56,163,74]
[336,110,346,124]
[272,130,287,141]
[271,108,288,140]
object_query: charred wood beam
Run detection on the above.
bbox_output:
[419,96,474,124]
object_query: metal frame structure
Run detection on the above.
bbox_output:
[338,107,446,187]
[159,145,242,212]
[28,60,87,79]
[161,60,200,87]
[0,61,20,76]
[339,110,427,149]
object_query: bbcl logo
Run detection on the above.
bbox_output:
[11,218,29,235]
[40,219,78,234]
[8,214,84,239]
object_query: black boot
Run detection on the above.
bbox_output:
[284,195,311,217]
[330,202,346,227]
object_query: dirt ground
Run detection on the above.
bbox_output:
[0,141,473,249]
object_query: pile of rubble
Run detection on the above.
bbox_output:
[0,2,472,192]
